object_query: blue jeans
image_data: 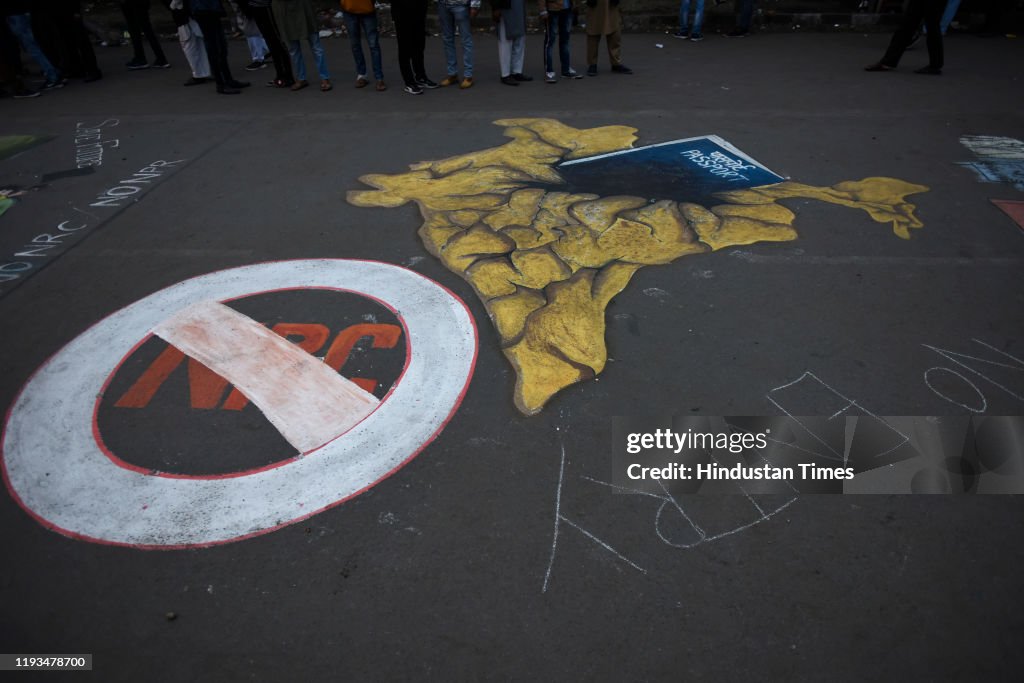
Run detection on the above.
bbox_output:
[6,14,59,83]
[344,12,383,80]
[289,34,329,82]
[437,2,473,78]
[543,10,573,74]
[678,0,705,33]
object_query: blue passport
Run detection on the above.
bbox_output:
[556,135,785,206]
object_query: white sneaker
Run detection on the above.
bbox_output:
[545,72,557,83]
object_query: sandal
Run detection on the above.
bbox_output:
[320,80,332,92]
[290,80,308,91]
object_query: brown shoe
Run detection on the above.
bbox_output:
[355,75,369,88]
[375,80,387,91]
[459,77,473,90]
[440,74,459,87]
[290,79,309,91]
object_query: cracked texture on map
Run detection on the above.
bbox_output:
[348,118,928,415]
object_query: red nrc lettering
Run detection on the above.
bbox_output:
[224,323,401,409]
[114,323,401,410]
[221,323,331,410]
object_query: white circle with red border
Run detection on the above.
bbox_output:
[2,260,477,548]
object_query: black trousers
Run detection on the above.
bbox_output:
[36,3,99,77]
[881,0,944,69]
[249,6,293,85]
[121,0,167,63]
[193,12,234,88]
[394,11,426,86]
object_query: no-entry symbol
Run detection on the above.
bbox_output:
[2,260,477,548]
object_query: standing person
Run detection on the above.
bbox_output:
[273,0,331,91]
[673,0,704,41]
[584,0,631,76]
[437,0,479,89]
[238,0,294,88]
[726,0,754,37]
[539,0,582,82]
[0,18,38,97]
[341,0,386,91]
[229,1,270,70]
[164,0,211,86]
[121,0,170,68]
[865,0,944,75]
[391,0,436,95]
[34,1,102,81]
[191,0,251,93]
[2,1,64,89]
[493,0,530,86]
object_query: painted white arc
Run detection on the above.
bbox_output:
[1,260,477,547]
[153,301,379,454]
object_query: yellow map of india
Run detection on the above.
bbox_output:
[348,118,928,415]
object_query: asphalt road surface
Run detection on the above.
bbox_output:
[2,29,1023,681]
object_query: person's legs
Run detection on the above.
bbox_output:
[510,34,525,76]
[497,18,511,78]
[65,6,100,77]
[135,0,167,64]
[308,34,329,81]
[543,13,555,75]
[922,0,944,68]
[194,13,227,87]
[678,0,691,30]
[736,0,754,32]
[250,6,293,84]
[288,40,307,83]
[364,14,384,81]
[179,20,211,79]
[557,10,572,72]
[940,0,961,33]
[6,14,60,83]
[880,0,928,67]
[344,13,367,77]
[409,5,427,79]
[437,2,457,77]
[607,30,622,66]
[454,4,473,78]
[394,19,415,86]
[692,0,705,34]
[587,34,599,69]
[120,1,146,62]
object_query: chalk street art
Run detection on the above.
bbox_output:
[0,187,28,218]
[958,135,1024,191]
[349,118,929,416]
[991,199,1024,233]
[1,260,477,547]
[0,134,54,161]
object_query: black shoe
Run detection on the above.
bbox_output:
[217,86,240,94]
[403,83,423,95]
[83,71,103,82]
[184,76,211,86]
[914,65,942,75]
[587,64,597,76]
[611,64,633,74]
[725,29,748,38]
[500,75,519,86]
[245,60,267,71]
[512,73,533,82]
[151,60,171,69]
[415,76,439,89]
[126,58,149,70]
[12,88,40,99]
[42,79,67,90]
[226,80,251,89]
